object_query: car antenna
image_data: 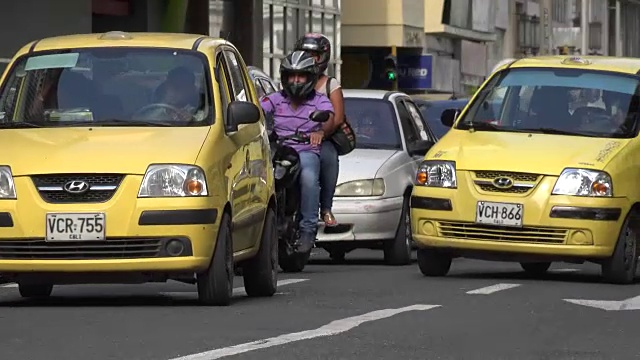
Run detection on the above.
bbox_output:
[219,31,232,43]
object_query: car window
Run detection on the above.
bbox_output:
[396,100,422,146]
[418,100,468,138]
[403,100,433,141]
[343,98,402,150]
[254,78,267,98]
[259,78,277,94]
[0,48,213,126]
[457,68,640,138]
[222,50,251,103]
[216,52,233,126]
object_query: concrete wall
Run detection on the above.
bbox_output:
[0,0,92,59]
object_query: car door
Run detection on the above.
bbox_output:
[218,48,264,251]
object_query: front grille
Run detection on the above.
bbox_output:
[472,171,542,195]
[438,221,568,244]
[31,174,124,203]
[0,238,162,259]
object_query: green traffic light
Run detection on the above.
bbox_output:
[386,71,396,81]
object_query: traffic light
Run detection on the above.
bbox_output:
[384,54,398,82]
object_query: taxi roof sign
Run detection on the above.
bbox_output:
[561,56,592,65]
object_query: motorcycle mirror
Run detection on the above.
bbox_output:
[309,110,331,123]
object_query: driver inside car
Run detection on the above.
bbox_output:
[152,66,199,121]
[260,50,334,253]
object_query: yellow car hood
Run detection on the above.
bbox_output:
[2,127,209,176]
[430,130,630,175]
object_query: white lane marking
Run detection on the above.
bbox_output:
[1,283,17,288]
[551,268,580,273]
[159,278,309,298]
[168,304,441,360]
[466,283,521,295]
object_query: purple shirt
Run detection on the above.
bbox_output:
[261,91,334,154]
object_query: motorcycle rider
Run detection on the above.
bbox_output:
[295,33,344,228]
[260,51,335,253]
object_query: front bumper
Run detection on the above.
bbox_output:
[410,171,630,260]
[316,196,403,242]
[0,175,221,273]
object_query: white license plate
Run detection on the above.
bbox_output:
[475,201,523,227]
[45,213,105,241]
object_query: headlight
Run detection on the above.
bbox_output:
[552,168,612,197]
[138,164,208,197]
[335,179,385,197]
[0,166,16,199]
[415,160,457,188]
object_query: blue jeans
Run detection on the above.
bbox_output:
[319,140,339,212]
[298,151,321,234]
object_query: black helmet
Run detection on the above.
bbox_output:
[294,33,331,73]
[279,51,319,100]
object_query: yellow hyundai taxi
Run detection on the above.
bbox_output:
[0,31,277,305]
[411,55,640,284]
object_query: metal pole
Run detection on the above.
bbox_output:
[581,0,589,55]
[615,0,622,56]
[391,45,398,91]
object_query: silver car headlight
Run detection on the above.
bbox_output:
[551,168,612,197]
[138,164,208,197]
[415,160,457,188]
[335,179,385,197]
[0,166,16,199]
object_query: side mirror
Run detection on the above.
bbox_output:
[407,139,435,157]
[309,110,331,123]
[226,101,261,132]
[441,108,460,127]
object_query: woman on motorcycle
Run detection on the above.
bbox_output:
[295,33,343,228]
[260,51,335,253]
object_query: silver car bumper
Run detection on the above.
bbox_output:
[316,196,404,242]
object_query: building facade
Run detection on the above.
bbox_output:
[0,0,342,83]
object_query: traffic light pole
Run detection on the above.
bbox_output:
[391,45,398,91]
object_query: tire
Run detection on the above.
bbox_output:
[243,208,278,297]
[328,248,347,263]
[197,212,234,306]
[18,283,53,299]
[417,247,452,276]
[520,262,551,276]
[383,197,412,266]
[602,212,638,284]
[279,251,310,273]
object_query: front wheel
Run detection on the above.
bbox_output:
[18,283,53,299]
[197,212,234,306]
[602,212,638,284]
[417,247,452,277]
[383,196,413,266]
[243,208,278,297]
[520,262,551,276]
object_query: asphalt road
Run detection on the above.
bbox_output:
[0,249,639,360]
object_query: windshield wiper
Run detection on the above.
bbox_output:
[69,119,174,127]
[520,127,597,137]
[0,122,42,128]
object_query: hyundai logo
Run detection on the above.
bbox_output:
[63,180,90,194]
[492,177,514,189]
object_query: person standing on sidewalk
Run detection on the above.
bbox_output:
[295,33,343,228]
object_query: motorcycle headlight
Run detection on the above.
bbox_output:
[415,160,457,188]
[0,166,16,199]
[335,179,385,197]
[138,164,208,197]
[552,168,612,197]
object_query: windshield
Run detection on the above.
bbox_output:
[343,98,402,150]
[0,48,213,128]
[456,68,640,138]
[418,99,468,138]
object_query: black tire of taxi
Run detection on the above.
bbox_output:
[243,208,278,297]
[417,248,452,276]
[18,283,53,298]
[197,212,234,306]
[601,212,638,284]
[384,196,413,266]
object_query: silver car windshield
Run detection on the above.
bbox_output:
[344,98,402,150]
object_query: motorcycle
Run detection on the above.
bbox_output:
[270,110,331,273]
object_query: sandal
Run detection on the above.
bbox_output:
[322,211,338,227]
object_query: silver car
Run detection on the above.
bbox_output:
[316,89,437,265]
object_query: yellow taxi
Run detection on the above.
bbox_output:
[0,31,277,305]
[411,55,640,284]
